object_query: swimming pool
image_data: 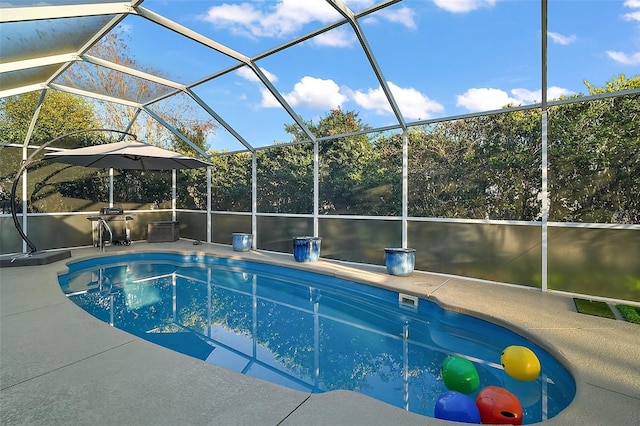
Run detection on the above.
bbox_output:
[58,252,575,423]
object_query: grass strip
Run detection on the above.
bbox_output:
[573,298,616,319]
[616,304,640,324]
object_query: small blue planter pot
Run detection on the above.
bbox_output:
[384,248,416,276]
[293,237,322,262]
[232,233,253,252]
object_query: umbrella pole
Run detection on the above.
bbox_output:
[10,129,137,255]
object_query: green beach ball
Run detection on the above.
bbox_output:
[441,356,480,394]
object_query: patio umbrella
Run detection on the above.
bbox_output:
[42,140,210,170]
[4,131,210,264]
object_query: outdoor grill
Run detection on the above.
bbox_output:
[87,207,134,250]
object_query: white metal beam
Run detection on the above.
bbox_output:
[186,89,255,151]
[48,83,142,108]
[402,129,408,248]
[133,4,316,144]
[0,3,132,23]
[121,108,143,141]
[248,64,317,143]
[326,0,406,129]
[81,54,186,90]
[0,53,78,73]
[142,107,210,158]
[133,6,250,65]
[327,0,355,20]
[541,0,549,292]
[43,11,131,89]
[0,84,45,98]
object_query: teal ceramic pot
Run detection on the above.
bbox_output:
[232,233,253,251]
[293,237,322,262]
[384,248,416,276]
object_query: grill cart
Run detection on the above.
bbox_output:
[87,207,134,251]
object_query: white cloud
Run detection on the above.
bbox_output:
[200,0,416,41]
[251,74,442,121]
[601,1,640,65]
[352,86,389,115]
[433,0,497,13]
[622,0,640,22]
[283,76,347,110]
[198,3,263,37]
[607,50,640,65]
[457,86,573,111]
[311,28,356,48]
[625,0,640,6]
[378,7,417,30]
[236,66,281,108]
[456,88,516,111]
[623,10,640,22]
[353,82,444,120]
[199,0,341,38]
[390,82,444,120]
[259,87,281,108]
[237,68,346,111]
[344,0,377,9]
[236,66,278,83]
[511,87,573,103]
[548,32,577,45]
[510,88,539,103]
[547,86,574,100]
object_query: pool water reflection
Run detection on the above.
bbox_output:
[58,252,575,423]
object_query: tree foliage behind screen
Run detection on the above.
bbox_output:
[406,109,542,220]
[191,76,639,223]
[548,76,640,223]
[1,75,638,224]
[60,29,216,149]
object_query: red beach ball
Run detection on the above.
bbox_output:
[475,386,523,425]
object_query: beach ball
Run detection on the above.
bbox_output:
[434,391,481,424]
[501,345,541,381]
[441,355,480,394]
[475,386,523,425]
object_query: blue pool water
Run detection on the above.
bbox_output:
[58,252,575,423]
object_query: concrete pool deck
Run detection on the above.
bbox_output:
[1,240,639,425]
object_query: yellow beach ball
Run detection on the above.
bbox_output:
[501,346,541,381]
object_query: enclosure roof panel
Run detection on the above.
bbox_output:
[1,1,407,152]
[1,1,637,153]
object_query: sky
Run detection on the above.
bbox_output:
[113,0,640,151]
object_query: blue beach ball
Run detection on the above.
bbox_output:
[434,391,481,423]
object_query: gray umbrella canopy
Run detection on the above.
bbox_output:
[43,141,210,170]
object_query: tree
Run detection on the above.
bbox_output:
[548,74,640,223]
[257,143,314,214]
[403,75,639,222]
[0,90,99,145]
[0,90,105,213]
[404,108,541,220]
[202,73,638,224]
[365,130,404,216]
[209,153,252,211]
[407,121,487,219]
[62,28,216,149]
[316,109,375,214]
[282,108,377,214]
